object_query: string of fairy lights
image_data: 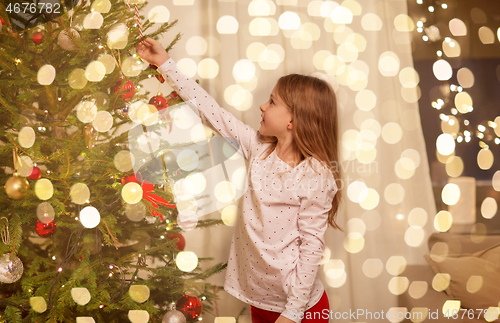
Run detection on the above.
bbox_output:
[411,0,500,172]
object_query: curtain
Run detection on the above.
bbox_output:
[139,0,436,321]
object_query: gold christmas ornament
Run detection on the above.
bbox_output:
[83,124,98,149]
[4,173,29,200]
[58,29,80,51]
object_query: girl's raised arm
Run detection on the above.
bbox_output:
[137,38,257,160]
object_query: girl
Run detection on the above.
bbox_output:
[137,38,341,323]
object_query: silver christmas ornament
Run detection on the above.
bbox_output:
[162,310,187,323]
[57,28,80,51]
[0,253,24,283]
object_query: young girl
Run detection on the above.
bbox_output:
[137,38,341,323]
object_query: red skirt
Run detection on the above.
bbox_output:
[251,291,330,323]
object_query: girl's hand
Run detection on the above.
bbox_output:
[136,38,170,67]
[275,315,295,323]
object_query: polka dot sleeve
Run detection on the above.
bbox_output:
[281,166,337,322]
[158,59,257,160]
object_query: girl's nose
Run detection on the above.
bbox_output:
[260,105,265,112]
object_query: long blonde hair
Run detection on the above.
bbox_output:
[260,74,342,230]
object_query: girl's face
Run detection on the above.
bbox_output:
[259,87,293,138]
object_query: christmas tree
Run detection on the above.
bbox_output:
[0,0,226,322]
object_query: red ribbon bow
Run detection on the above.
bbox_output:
[141,181,176,222]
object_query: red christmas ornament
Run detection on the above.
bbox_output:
[149,94,168,111]
[176,294,202,321]
[0,18,5,26]
[36,220,56,237]
[32,31,43,45]
[114,79,136,101]
[28,166,42,180]
[167,232,185,251]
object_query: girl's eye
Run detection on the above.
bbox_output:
[270,99,274,105]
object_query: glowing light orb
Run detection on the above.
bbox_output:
[68,68,88,89]
[129,285,150,303]
[436,133,455,156]
[122,182,143,204]
[128,310,149,323]
[71,287,91,305]
[98,54,116,74]
[70,183,91,205]
[114,150,134,172]
[79,206,100,228]
[83,12,103,29]
[18,127,35,148]
[148,6,169,23]
[37,65,56,85]
[441,183,460,206]
[107,23,129,49]
[37,202,55,223]
[176,251,198,272]
[91,0,111,13]
[433,60,453,81]
[30,296,47,313]
[35,178,53,200]
[76,101,98,123]
[85,61,106,82]
[92,111,113,132]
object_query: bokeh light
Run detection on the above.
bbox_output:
[176,251,198,272]
[68,68,88,89]
[37,65,56,85]
[481,197,497,219]
[217,15,239,34]
[35,178,53,200]
[248,0,276,16]
[18,127,36,148]
[122,182,143,204]
[186,36,208,56]
[394,14,414,32]
[441,183,460,206]
[198,58,219,79]
[436,133,455,156]
[362,258,383,278]
[434,211,452,232]
[457,67,474,88]
[83,12,103,29]
[279,11,300,30]
[432,273,451,292]
[85,61,106,81]
[479,26,495,44]
[37,202,55,224]
[361,13,382,31]
[80,206,100,229]
[477,148,494,170]
[449,18,466,36]
[148,5,169,23]
[70,183,91,205]
[433,60,453,81]
[76,100,97,123]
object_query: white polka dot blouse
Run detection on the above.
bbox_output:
[159,59,338,323]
